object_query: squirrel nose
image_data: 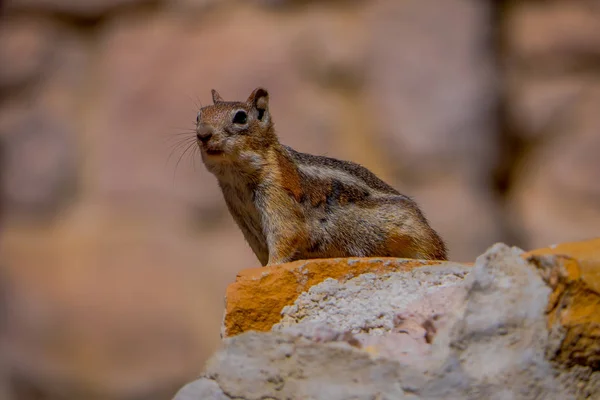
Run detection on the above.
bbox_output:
[196,125,213,143]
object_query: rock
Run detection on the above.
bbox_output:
[524,238,600,369]
[223,257,453,337]
[175,331,416,400]
[174,240,600,399]
[273,265,469,335]
[272,264,469,365]
[173,378,229,400]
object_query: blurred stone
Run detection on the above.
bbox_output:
[504,0,600,250]
[166,0,221,14]
[505,1,600,71]
[505,74,586,139]
[0,140,4,228]
[0,16,56,90]
[293,9,367,91]
[365,0,498,181]
[0,108,78,220]
[363,0,502,261]
[4,0,153,18]
[1,215,252,399]
[504,1,600,141]
[0,20,90,223]
[509,89,600,250]
[254,0,362,8]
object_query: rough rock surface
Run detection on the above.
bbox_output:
[175,242,600,399]
[276,265,468,331]
[223,257,452,337]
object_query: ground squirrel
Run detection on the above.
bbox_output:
[195,88,448,265]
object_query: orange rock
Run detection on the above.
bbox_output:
[523,237,600,367]
[224,238,600,349]
[223,258,447,337]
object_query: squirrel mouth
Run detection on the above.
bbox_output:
[204,148,224,156]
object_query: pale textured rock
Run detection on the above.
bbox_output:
[273,265,469,365]
[274,265,469,334]
[174,332,417,400]
[174,378,228,400]
[175,243,600,399]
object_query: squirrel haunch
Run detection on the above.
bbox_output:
[195,87,448,265]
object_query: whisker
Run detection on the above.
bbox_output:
[166,137,196,168]
[172,141,197,183]
[166,131,196,137]
[167,137,195,148]
[167,125,197,131]
[167,137,195,152]
[186,94,201,113]
[163,129,196,137]
[163,132,196,144]
[191,145,200,172]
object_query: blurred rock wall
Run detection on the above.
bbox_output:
[0,0,598,399]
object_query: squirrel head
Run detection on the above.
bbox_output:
[195,87,277,174]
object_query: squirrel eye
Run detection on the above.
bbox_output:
[232,110,248,125]
[196,111,201,124]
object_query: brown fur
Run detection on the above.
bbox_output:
[195,87,448,265]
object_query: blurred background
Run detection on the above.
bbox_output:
[0,0,599,398]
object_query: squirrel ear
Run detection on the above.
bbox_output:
[247,87,269,111]
[211,89,224,104]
